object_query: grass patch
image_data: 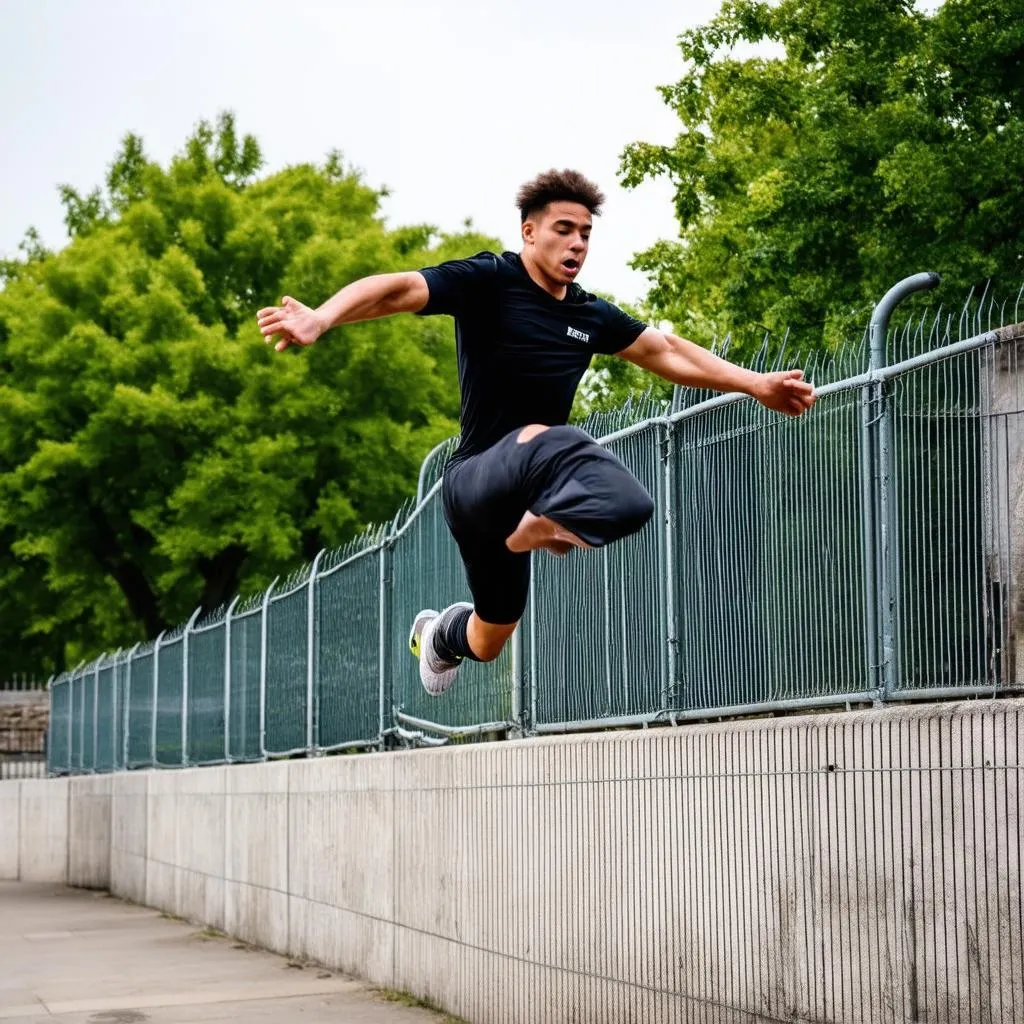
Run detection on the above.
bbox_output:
[375,988,467,1022]
[192,926,227,940]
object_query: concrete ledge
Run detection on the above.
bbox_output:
[1,700,1021,1023]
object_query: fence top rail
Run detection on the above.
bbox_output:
[316,541,380,581]
[269,571,313,602]
[389,477,444,543]
[192,617,227,635]
[665,323,1021,425]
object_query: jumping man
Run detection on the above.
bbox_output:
[256,170,817,695]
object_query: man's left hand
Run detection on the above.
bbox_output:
[753,370,817,417]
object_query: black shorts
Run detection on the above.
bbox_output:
[441,425,655,624]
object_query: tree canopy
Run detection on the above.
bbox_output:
[0,114,497,672]
[621,0,1024,351]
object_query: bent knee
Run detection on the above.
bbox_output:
[516,424,550,444]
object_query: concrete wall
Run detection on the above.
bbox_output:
[18,778,68,883]
[0,778,21,879]
[2,700,1022,1023]
[68,775,111,888]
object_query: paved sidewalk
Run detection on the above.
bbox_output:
[0,883,450,1023]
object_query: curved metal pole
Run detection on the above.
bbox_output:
[870,272,942,370]
[865,272,941,698]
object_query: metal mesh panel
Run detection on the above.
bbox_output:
[41,299,1024,771]
[891,351,989,690]
[82,667,96,772]
[155,636,184,766]
[672,389,869,711]
[95,658,117,771]
[389,491,515,733]
[317,548,382,748]
[531,424,667,726]
[48,678,71,774]
[188,618,227,765]
[127,648,155,768]
[264,578,310,755]
[228,608,263,761]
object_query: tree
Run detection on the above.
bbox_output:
[621,0,1024,353]
[0,113,498,672]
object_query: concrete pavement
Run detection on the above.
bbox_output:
[0,883,455,1023]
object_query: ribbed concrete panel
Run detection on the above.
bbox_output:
[79,700,1022,1023]
[388,703,1023,1024]
[18,778,67,882]
[225,760,289,953]
[176,766,226,929]
[0,780,19,879]
[288,755,395,986]
[67,774,111,888]
[110,770,148,903]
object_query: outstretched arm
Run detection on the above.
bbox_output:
[618,326,816,417]
[256,271,429,352]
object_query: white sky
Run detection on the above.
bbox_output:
[0,0,723,306]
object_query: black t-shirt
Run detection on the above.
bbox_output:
[416,250,647,463]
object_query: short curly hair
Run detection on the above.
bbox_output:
[516,169,605,223]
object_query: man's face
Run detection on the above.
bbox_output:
[521,201,592,286]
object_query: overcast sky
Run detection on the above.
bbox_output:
[0,0,726,305]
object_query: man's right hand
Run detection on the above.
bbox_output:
[257,296,328,352]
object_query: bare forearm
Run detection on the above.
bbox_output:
[315,272,426,331]
[661,333,762,395]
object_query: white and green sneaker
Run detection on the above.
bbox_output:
[408,603,472,697]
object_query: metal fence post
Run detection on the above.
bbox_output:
[307,550,326,754]
[181,607,202,767]
[151,631,165,768]
[528,564,538,733]
[109,648,122,770]
[44,674,55,775]
[92,657,101,774]
[70,661,84,775]
[868,272,941,698]
[259,579,278,760]
[223,595,239,763]
[860,385,880,694]
[661,420,677,712]
[510,608,524,735]
[378,544,392,744]
[123,642,141,770]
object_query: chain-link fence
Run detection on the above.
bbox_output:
[45,281,1024,774]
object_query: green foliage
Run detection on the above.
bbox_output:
[0,113,498,672]
[621,0,1024,353]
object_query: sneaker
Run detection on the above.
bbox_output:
[409,603,472,697]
